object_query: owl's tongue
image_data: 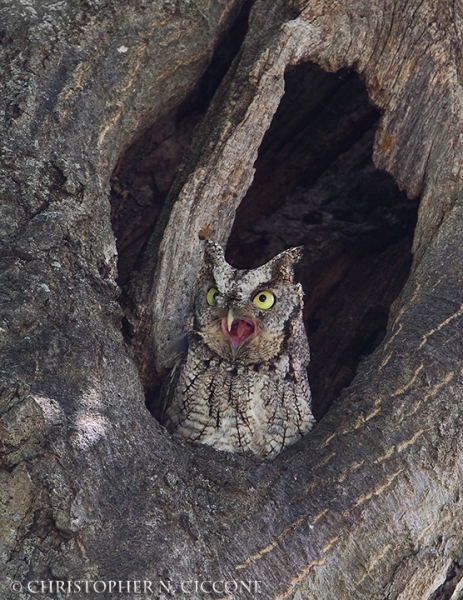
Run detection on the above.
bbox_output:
[222,317,255,349]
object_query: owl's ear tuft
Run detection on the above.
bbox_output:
[267,246,303,281]
[282,246,304,264]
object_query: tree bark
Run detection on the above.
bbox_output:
[2,1,463,599]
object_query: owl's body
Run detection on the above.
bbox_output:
[162,241,315,459]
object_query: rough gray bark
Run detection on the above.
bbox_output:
[2,1,463,600]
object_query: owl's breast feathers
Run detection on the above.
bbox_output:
[162,333,314,459]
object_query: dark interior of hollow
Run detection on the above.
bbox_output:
[111,61,419,421]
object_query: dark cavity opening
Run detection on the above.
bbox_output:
[110,0,255,287]
[226,63,419,419]
[110,39,418,421]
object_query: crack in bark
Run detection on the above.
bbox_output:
[417,305,463,351]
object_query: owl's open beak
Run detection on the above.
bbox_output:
[222,308,256,354]
[227,308,234,333]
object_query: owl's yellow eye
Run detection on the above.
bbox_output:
[206,287,219,306]
[252,290,275,310]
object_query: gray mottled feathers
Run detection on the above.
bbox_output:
[161,240,315,459]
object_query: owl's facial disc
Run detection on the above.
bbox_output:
[221,309,256,351]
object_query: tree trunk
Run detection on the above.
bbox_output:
[2,0,463,599]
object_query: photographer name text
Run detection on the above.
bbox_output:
[9,579,263,596]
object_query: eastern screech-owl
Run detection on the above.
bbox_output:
[161,240,315,459]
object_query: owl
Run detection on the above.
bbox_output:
[161,240,315,459]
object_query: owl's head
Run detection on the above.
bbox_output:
[192,240,305,364]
